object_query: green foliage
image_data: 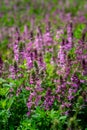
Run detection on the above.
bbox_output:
[44,52,52,64]
[17,108,67,130]
[68,47,76,60]
[0,78,28,129]
[0,78,10,96]
[74,24,86,39]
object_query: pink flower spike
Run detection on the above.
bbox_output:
[25,87,31,91]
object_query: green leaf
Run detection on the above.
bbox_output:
[46,64,54,76]
[44,52,52,63]
[59,116,67,121]
[0,99,7,109]
[3,83,10,88]
[7,97,15,110]
[0,87,9,96]
[68,47,76,60]
[74,24,86,39]
[0,78,6,84]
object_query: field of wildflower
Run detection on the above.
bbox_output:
[0,0,87,130]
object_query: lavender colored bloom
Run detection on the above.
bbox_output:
[9,66,16,79]
[64,102,72,108]
[71,73,80,85]
[72,83,78,88]
[27,111,31,116]
[43,31,53,46]
[56,85,61,93]
[68,95,74,101]
[58,46,66,67]
[64,110,69,116]
[38,52,46,70]
[29,76,34,84]
[61,83,66,89]
[25,87,32,91]
[35,95,42,106]
[64,65,71,79]
[9,61,18,79]
[23,25,29,40]
[14,27,20,41]
[25,52,33,69]
[56,29,63,40]
[16,87,22,96]
[73,89,78,93]
[67,22,73,50]
[43,22,53,47]
[13,41,19,61]
[75,42,83,61]
[82,59,87,76]
[43,88,55,110]
[27,102,33,109]
[34,31,43,51]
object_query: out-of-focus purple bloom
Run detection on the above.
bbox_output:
[13,41,19,62]
[16,86,22,96]
[29,76,34,84]
[58,46,66,67]
[27,111,31,116]
[23,25,29,40]
[82,59,87,76]
[25,86,32,91]
[64,110,69,116]
[25,52,33,69]
[43,22,53,47]
[27,101,33,109]
[9,66,16,79]
[43,31,53,46]
[34,31,43,51]
[68,95,74,101]
[43,88,55,110]
[71,73,80,84]
[56,29,63,40]
[67,22,73,50]
[38,52,46,70]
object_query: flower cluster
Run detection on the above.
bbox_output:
[1,20,87,117]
